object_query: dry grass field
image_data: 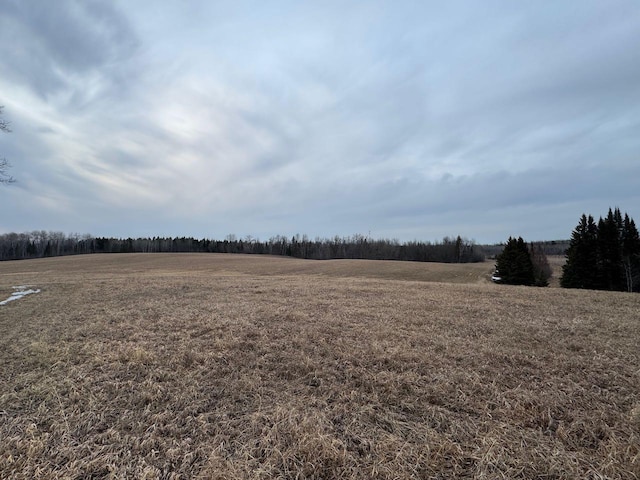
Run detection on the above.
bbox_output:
[0,253,638,479]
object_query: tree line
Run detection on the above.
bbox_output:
[483,239,569,258]
[0,232,485,263]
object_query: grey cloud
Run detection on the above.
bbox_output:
[293,161,640,238]
[0,0,138,104]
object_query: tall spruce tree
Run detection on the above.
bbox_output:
[495,237,535,285]
[597,208,624,290]
[562,214,600,289]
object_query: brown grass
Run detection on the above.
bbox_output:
[0,253,638,479]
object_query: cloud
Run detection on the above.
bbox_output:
[0,0,138,105]
[1,1,639,243]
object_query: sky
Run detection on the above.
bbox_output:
[1,1,639,244]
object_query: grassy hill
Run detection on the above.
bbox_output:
[0,254,637,478]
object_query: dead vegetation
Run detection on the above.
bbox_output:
[0,254,638,478]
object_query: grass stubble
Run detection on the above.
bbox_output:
[0,254,638,479]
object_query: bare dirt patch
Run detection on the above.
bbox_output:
[0,254,637,478]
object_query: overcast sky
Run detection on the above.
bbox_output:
[1,1,639,244]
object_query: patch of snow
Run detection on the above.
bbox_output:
[0,286,41,306]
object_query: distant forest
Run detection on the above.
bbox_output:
[0,232,500,263]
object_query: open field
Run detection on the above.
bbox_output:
[1,253,638,478]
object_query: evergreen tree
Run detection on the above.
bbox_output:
[495,237,535,285]
[561,214,599,289]
[596,208,624,290]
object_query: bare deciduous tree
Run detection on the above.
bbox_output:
[0,106,15,184]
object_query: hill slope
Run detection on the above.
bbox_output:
[1,253,496,284]
[0,254,636,479]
